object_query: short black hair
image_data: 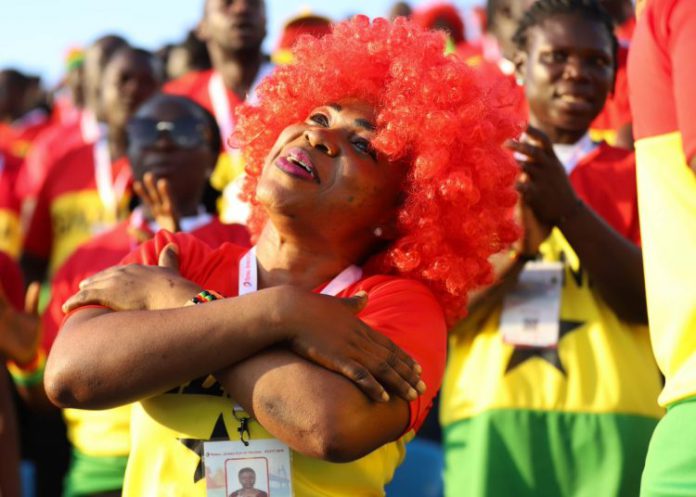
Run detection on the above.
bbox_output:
[512,0,618,69]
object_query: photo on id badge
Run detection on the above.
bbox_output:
[204,439,292,497]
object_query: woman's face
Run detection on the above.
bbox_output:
[256,100,406,242]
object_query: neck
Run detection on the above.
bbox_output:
[107,126,128,160]
[254,222,367,291]
[529,115,587,145]
[208,43,263,100]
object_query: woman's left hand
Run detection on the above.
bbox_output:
[506,126,581,226]
[63,245,202,313]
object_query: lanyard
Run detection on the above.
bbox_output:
[238,246,363,297]
[207,62,274,155]
[93,138,130,219]
[80,110,104,143]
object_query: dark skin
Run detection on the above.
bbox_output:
[128,97,217,223]
[19,48,159,285]
[504,14,646,324]
[46,100,426,462]
[197,0,266,100]
[0,71,29,122]
[82,35,128,116]
[0,369,20,497]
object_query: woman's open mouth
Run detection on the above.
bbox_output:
[275,147,320,183]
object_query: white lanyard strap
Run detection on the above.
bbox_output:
[207,62,275,154]
[93,139,129,217]
[238,247,362,297]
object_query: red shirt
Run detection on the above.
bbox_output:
[0,149,23,259]
[16,118,87,201]
[43,216,250,354]
[0,110,53,159]
[122,230,447,433]
[570,142,640,244]
[164,70,243,117]
[0,250,23,312]
[629,0,696,157]
[23,143,132,274]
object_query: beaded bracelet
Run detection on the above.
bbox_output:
[191,289,224,305]
[7,349,47,388]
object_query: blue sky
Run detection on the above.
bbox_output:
[0,0,482,86]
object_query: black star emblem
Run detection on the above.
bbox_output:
[505,320,584,375]
[178,413,231,483]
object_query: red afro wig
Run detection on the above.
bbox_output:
[234,15,521,321]
[412,3,466,44]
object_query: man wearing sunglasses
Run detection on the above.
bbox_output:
[15,93,250,497]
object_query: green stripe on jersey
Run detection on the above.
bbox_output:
[444,408,658,497]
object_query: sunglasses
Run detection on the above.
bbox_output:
[126,117,210,149]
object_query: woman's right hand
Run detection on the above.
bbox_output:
[267,285,425,404]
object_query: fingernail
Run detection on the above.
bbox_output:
[513,151,528,162]
[408,388,418,400]
[417,380,427,394]
[520,132,528,141]
[382,391,390,402]
[414,363,422,374]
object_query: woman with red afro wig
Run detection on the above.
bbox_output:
[45,16,520,497]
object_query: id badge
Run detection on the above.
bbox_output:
[500,261,563,348]
[203,438,293,497]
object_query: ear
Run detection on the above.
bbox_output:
[513,50,527,85]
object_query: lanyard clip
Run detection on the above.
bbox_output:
[233,407,251,446]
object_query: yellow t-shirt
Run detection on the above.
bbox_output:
[441,229,663,425]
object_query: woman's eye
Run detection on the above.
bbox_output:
[353,138,377,160]
[309,113,329,127]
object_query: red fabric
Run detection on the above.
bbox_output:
[616,16,636,43]
[163,69,243,117]
[15,119,86,200]
[590,44,632,134]
[121,230,447,433]
[0,149,22,217]
[569,143,640,245]
[629,0,696,160]
[22,143,131,260]
[42,217,250,353]
[0,251,23,311]
[0,111,53,159]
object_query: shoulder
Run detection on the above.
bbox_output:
[164,70,212,97]
[190,219,251,249]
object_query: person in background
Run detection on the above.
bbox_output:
[270,13,332,66]
[16,35,129,224]
[167,30,212,81]
[0,147,24,259]
[440,1,662,496]
[0,69,52,159]
[628,0,696,495]
[21,46,160,284]
[22,94,246,497]
[411,2,467,54]
[388,1,412,20]
[164,0,272,221]
[51,48,86,127]
[44,16,520,496]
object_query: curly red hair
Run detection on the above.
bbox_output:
[234,15,521,321]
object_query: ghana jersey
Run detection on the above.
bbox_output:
[440,143,663,497]
[42,213,249,495]
[0,109,53,159]
[16,111,98,201]
[22,142,131,276]
[0,250,24,312]
[0,149,23,259]
[629,0,696,408]
[164,66,273,194]
[108,230,447,497]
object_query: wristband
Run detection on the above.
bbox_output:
[191,289,224,305]
[7,349,46,388]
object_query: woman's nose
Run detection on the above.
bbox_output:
[304,128,339,156]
